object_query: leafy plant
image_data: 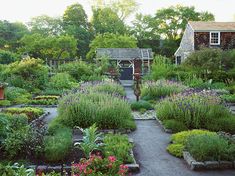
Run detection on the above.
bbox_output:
[166,144,184,158]
[221,94,235,103]
[5,86,31,105]
[103,134,133,163]
[0,163,34,176]
[162,120,187,133]
[74,124,103,158]
[130,100,153,111]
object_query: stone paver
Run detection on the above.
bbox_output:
[129,120,235,176]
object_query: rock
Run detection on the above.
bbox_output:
[205,161,219,169]
[219,161,233,169]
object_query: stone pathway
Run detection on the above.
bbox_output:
[129,120,235,176]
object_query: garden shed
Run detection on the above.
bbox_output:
[96,48,153,80]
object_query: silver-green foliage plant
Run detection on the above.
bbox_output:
[74,124,103,158]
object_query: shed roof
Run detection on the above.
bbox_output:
[96,48,153,60]
[189,21,235,31]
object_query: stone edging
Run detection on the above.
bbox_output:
[30,112,50,125]
[155,117,172,134]
[132,110,156,120]
[21,104,58,108]
[183,151,235,170]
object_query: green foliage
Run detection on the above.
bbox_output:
[28,95,59,105]
[47,72,78,90]
[2,57,48,92]
[3,107,44,121]
[0,50,19,64]
[141,80,186,100]
[58,61,93,81]
[206,117,235,134]
[167,130,215,158]
[44,127,72,162]
[0,163,34,176]
[19,34,77,59]
[74,124,103,158]
[58,92,135,130]
[167,144,184,158]
[162,120,187,133]
[156,91,234,132]
[186,134,235,161]
[103,134,133,163]
[87,33,137,60]
[0,100,11,107]
[5,87,31,105]
[221,94,235,103]
[92,7,127,35]
[151,55,175,80]
[130,100,153,111]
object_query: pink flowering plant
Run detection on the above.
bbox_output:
[72,154,129,176]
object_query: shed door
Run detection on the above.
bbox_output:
[120,67,133,80]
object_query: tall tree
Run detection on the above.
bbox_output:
[63,3,93,58]
[28,15,63,36]
[91,7,127,35]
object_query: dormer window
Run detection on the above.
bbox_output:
[210,32,220,45]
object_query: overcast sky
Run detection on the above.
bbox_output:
[0,0,234,24]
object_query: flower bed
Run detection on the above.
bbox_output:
[27,95,59,106]
[156,89,235,134]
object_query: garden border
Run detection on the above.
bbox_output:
[21,104,58,108]
[132,110,156,120]
[155,116,172,133]
[183,151,235,170]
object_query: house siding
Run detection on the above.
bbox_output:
[220,32,235,49]
[194,32,210,50]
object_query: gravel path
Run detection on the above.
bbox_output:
[129,120,235,176]
[42,107,58,124]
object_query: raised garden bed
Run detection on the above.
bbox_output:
[27,95,59,106]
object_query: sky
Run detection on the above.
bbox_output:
[0,0,234,24]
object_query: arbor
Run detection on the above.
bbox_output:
[87,33,137,60]
[28,15,63,36]
[91,7,126,35]
[19,34,77,59]
[63,3,93,58]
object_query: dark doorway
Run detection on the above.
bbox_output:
[120,67,133,80]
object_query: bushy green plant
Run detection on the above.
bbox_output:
[103,134,133,163]
[221,94,235,103]
[167,144,184,158]
[0,163,35,176]
[186,134,235,161]
[130,100,153,111]
[44,127,72,162]
[0,50,19,64]
[57,92,135,130]
[47,72,78,90]
[5,86,31,104]
[206,117,235,134]
[156,90,234,132]
[167,130,215,157]
[58,61,93,81]
[3,107,44,121]
[0,100,11,106]
[162,120,188,133]
[74,124,103,158]
[28,95,59,105]
[141,80,186,100]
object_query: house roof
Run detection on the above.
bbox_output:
[96,48,153,60]
[189,21,235,31]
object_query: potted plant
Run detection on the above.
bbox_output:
[0,82,8,100]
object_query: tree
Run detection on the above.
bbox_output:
[19,34,77,59]
[91,7,127,35]
[90,0,138,21]
[87,33,137,60]
[153,5,214,40]
[28,15,63,36]
[0,20,29,50]
[63,3,93,58]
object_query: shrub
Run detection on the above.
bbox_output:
[156,90,234,132]
[58,61,93,81]
[0,163,34,176]
[3,107,44,121]
[167,130,215,158]
[221,94,235,103]
[206,117,235,134]
[28,95,59,105]
[47,72,78,90]
[103,134,133,163]
[57,92,135,130]
[167,144,184,157]
[130,100,153,111]
[141,80,186,100]
[5,86,31,104]
[44,127,72,162]
[186,134,235,161]
[0,100,11,106]
[0,50,19,64]
[162,120,187,133]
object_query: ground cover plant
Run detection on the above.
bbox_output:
[2,107,44,121]
[221,94,235,103]
[141,80,187,101]
[28,95,59,105]
[156,89,235,133]
[167,130,215,157]
[57,90,135,130]
[130,100,153,111]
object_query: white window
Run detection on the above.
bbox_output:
[210,32,220,45]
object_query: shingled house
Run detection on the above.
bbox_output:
[96,48,153,80]
[174,21,235,64]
